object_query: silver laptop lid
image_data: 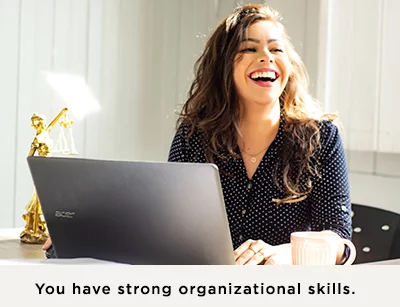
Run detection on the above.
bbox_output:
[27,156,235,265]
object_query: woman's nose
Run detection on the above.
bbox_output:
[259,50,274,63]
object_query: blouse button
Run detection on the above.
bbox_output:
[242,209,246,215]
[239,234,243,241]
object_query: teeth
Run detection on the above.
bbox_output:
[250,71,276,80]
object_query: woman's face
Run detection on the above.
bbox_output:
[233,20,291,108]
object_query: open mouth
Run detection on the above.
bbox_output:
[249,71,279,83]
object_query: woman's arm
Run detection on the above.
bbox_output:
[168,124,205,163]
[308,121,353,264]
[168,125,190,163]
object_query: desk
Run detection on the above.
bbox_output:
[367,258,400,265]
[0,228,45,260]
[1,228,399,264]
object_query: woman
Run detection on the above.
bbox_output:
[168,4,352,265]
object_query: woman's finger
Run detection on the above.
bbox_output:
[42,238,52,250]
[246,247,276,265]
[247,240,269,253]
[234,239,255,260]
[263,256,276,265]
[244,251,266,265]
[235,249,257,265]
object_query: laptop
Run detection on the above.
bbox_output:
[27,156,235,265]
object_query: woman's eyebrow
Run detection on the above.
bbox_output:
[241,38,282,44]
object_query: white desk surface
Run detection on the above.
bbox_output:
[1,228,399,265]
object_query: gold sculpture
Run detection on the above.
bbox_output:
[20,107,77,244]
[54,112,78,155]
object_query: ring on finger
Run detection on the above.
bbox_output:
[249,246,257,254]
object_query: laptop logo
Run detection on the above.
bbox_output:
[55,211,75,219]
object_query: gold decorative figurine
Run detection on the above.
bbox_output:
[20,107,77,244]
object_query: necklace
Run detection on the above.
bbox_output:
[240,145,269,163]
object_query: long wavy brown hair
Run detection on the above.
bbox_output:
[177,4,337,203]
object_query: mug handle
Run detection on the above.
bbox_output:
[341,239,357,265]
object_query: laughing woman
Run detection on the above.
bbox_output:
[168,4,352,265]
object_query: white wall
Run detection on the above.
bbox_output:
[0,0,248,228]
[320,0,400,213]
[0,0,398,229]
[0,0,20,229]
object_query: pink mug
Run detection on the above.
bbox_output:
[290,231,356,265]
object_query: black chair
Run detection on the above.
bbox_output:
[351,203,400,264]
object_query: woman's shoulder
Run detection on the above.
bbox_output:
[318,119,340,142]
[173,123,203,152]
[286,117,342,159]
[169,122,205,162]
[284,117,340,144]
[315,119,344,161]
[174,122,202,144]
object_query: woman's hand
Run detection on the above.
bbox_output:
[42,237,52,250]
[262,243,292,265]
[234,239,277,265]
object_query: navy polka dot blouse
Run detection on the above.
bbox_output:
[168,119,352,250]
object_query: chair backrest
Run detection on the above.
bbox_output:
[351,203,400,264]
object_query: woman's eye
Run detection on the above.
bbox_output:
[242,47,256,52]
[271,48,283,53]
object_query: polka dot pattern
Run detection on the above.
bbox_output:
[168,120,352,250]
